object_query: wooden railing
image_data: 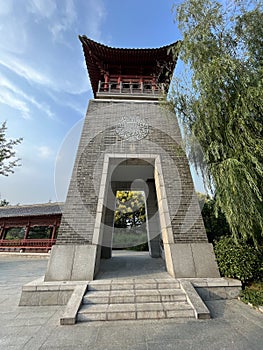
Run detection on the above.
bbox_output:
[0,239,56,252]
[97,81,165,96]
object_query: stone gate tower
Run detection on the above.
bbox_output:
[45,37,220,281]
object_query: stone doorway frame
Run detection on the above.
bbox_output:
[92,153,176,277]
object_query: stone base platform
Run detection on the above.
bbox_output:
[19,277,241,325]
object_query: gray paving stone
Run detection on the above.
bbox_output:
[110,290,135,296]
[136,295,160,303]
[40,326,99,347]
[0,335,32,347]
[0,325,26,337]
[110,295,135,303]
[137,310,166,319]
[96,324,146,345]
[110,283,134,290]
[90,343,147,350]
[0,255,262,350]
[158,282,180,289]
[85,295,109,304]
[146,340,193,350]
[135,283,157,289]
[166,309,195,318]
[108,303,136,312]
[160,294,186,302]
[78,312,107,321]
[107,311,136,320]
[136,302,164,311]
[162,301,193,310]
[135,289,160,296]
[79,303,108,313]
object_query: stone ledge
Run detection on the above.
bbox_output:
[180,280,210,319]
[19,278,88,307]
[179,278,242,301]
[60,284,88,325]
[189,278,241,288]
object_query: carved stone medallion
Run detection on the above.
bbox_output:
[115,116,149,141]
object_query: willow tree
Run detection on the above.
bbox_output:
[170,0,263,246]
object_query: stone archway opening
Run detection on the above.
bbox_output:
[94,156,169,278]
[112,190,148,251]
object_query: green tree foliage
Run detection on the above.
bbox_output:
[0,199,9,206]
[197,193,231,242]
[113,191,148,250]
[0,121,23,176]
[114,191,146,228]
[171,0,263,246]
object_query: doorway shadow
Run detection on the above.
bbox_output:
[95,250,170,280]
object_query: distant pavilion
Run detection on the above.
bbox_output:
[0,202,63,252]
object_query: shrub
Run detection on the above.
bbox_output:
[239,282,263,306]
[214,237,262,283]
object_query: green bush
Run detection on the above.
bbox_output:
[214,237,262,283]
[112,230,148,249]
[239,282,263,306]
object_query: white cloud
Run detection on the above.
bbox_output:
[0,54,51,86]
[0,0,104,96]
[0,50,90,95]
[0,89,30,119]
[0,0,13,15]
[37,145,53,159]
[0,74,55,119]
[83,0,107,41]
[0,6,28,54]
[50,0,77,41]
[28,0,57,19]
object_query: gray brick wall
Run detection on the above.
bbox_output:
[56,99,208,245]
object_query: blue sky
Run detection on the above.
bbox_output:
[0,0,205,205]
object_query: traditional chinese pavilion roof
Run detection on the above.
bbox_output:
[79,36,180,97]
[0,202,63,219]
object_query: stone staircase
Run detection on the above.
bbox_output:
[77,279,196,322]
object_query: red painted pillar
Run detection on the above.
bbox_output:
[117,76,121,91]
[24,224,30,240]
[152,77,157,91]
[104,74,109,91]
[139,77,143,92]
[51,224,57,241]
[0,225,5,240]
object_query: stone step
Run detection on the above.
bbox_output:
[87,279,180,292]
[77,301,195,322]
[83,289,186,305]
[62,279,213,324]
[75,278,206,323]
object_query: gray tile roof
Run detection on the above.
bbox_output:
[0,202,63,218]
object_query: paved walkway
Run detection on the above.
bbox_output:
[97,250,168,279]
[0,253,262,349]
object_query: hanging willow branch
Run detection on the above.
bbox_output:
[170,0,263,247]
